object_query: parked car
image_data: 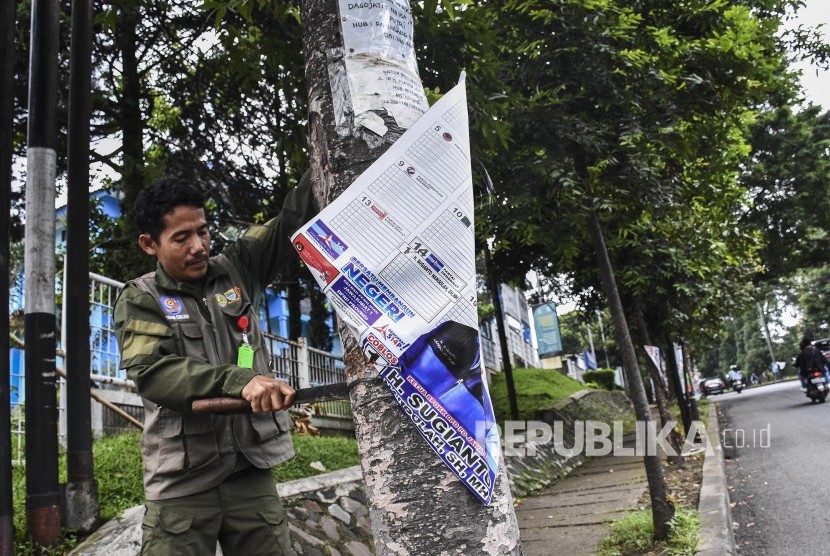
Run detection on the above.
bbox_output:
[699,376,725,397]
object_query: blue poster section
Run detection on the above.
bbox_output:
[377,321,498,504]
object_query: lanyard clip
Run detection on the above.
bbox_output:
[236,316,250,344]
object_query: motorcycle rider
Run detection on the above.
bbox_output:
[795,337,830,391]
[727,365,743,389]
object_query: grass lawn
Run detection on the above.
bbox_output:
[12,429,359,553]
[489,367,587,423]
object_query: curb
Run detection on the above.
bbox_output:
[277,465,363,498]
[696,406,735,555]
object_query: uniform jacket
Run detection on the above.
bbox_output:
[114,174,316,500]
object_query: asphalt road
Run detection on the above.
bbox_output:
[717,379,830,555]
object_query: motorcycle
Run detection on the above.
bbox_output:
[732,375,744,394]
[806,370,829,403]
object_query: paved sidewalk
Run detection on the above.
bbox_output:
[516,455,647,555]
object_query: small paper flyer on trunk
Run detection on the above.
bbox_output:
[291,77,499,504]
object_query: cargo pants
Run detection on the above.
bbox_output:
[141,468,292,555]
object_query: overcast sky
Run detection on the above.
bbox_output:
[786,0,830,109]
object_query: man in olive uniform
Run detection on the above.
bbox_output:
[114,173,316,555]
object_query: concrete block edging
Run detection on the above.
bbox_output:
[696,406,736,555]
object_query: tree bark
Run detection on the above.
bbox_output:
[308,283,333,351]
[116,2,144,210]
[664,334,691,431]
[678,338,700,420]
[484,244,518,420]
[287,266,303,340]
[301,0,521,553]
[65,0,99,530]
[587,207,674,540]
[632,306,683,465]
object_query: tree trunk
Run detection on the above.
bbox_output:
[587,207,674,540]
[679,338,699,421]
[483,244,518,420]
[116,2,144,210]
[65,0,98,530]
[757,301,777,368]
[287,265,303,340]
[308,283,333,351]
[301,0,521,553]
[632,306,683,465]
[664,334,691,431]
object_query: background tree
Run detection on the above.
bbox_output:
[477,0,804,539]
[740,105,830,283]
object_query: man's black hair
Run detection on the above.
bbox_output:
[133,176,205,241]
[800,337,812,350]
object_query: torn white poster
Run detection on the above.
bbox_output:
[293,77,499,504]
[337,0,429,132]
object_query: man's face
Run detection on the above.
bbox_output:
[138,205,210,283]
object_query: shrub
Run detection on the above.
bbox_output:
[582,369,616,390]
[597,506,699,555]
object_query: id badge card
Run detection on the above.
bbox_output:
[237,343,254,368]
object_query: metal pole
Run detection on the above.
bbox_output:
[65,0,98,531]
[484,244,519,420]
[757,301,777,369]
[586,325,595,365]
[24,0,61,546]
[680,341,700,421]
[0,0,17,551]
[665,337,691,434]
[597,310,610,368]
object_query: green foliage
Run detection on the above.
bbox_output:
[597,506,700,556]
[794,266,830,338]
[558,309,618,365]
[6,0,316,282]
[483,0,798,350]
[489,367,586,423]
[92,432,146,519]
[13,531,82,556]
[582,369,616,391]
[740,103,830,283]
[477,302,496,325]
[696,294,798,378]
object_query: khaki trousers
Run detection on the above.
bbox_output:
[141,468,291,555]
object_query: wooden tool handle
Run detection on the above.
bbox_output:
[191,383,350,414]
[192,397,251,415]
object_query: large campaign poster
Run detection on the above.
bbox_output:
[291,78,499,504]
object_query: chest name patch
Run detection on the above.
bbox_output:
[159,296,190,320]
